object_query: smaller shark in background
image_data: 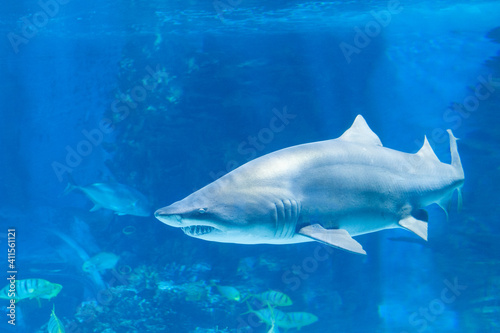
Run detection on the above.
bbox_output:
[155,115,464,254]
[65,182,151,217]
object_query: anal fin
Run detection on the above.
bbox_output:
[298,224,366,255]
[399,216,428,241]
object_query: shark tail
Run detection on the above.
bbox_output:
[447,129,464,181]
[63,174,79,195]
[438,130,464,216]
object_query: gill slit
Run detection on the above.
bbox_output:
[274,201,283,239]
[274,199,301,239]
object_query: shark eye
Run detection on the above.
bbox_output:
[198,208,207,214]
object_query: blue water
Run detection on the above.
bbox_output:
[1,0,499,332]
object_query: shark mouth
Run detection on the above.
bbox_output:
[181,225,217,236]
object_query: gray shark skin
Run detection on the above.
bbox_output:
[155,115,464,254]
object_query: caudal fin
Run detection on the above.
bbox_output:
[447,130,464,180]
[438,130,464,216]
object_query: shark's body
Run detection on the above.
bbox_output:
[155,115,464,254]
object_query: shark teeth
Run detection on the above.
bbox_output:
[182,225,215,236]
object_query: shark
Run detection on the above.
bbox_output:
[155,115,464,254]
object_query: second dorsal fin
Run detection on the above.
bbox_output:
[416,136,440,162]
[339,115,383,147]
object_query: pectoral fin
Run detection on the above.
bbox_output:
[90,204,102,212]
[298,224,366,255]
[399,216,428,241]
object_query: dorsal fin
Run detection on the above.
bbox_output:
[416,136,440,162]
[339,115,382,146]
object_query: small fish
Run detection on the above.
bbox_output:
[281,312,318,329]
[0,279,62,301]
[214,285,240,302]
[247,305,318,330]
[48,306,65,333]
[82,252,120,272]
[253,290,292,307]
[248,307,288,327]
[65,181,151,216]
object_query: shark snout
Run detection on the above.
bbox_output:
[154,208,183,227]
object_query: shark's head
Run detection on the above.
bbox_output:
[154,177,300,244]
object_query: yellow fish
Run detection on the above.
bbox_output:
[48,306,65,333]
[0,279,62,301]
[253,290,292,307]
[246,306,288,327]
[281,312,318,329]
[82,252,120,272]
[245,305,317,330]
[214,285,240,302]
